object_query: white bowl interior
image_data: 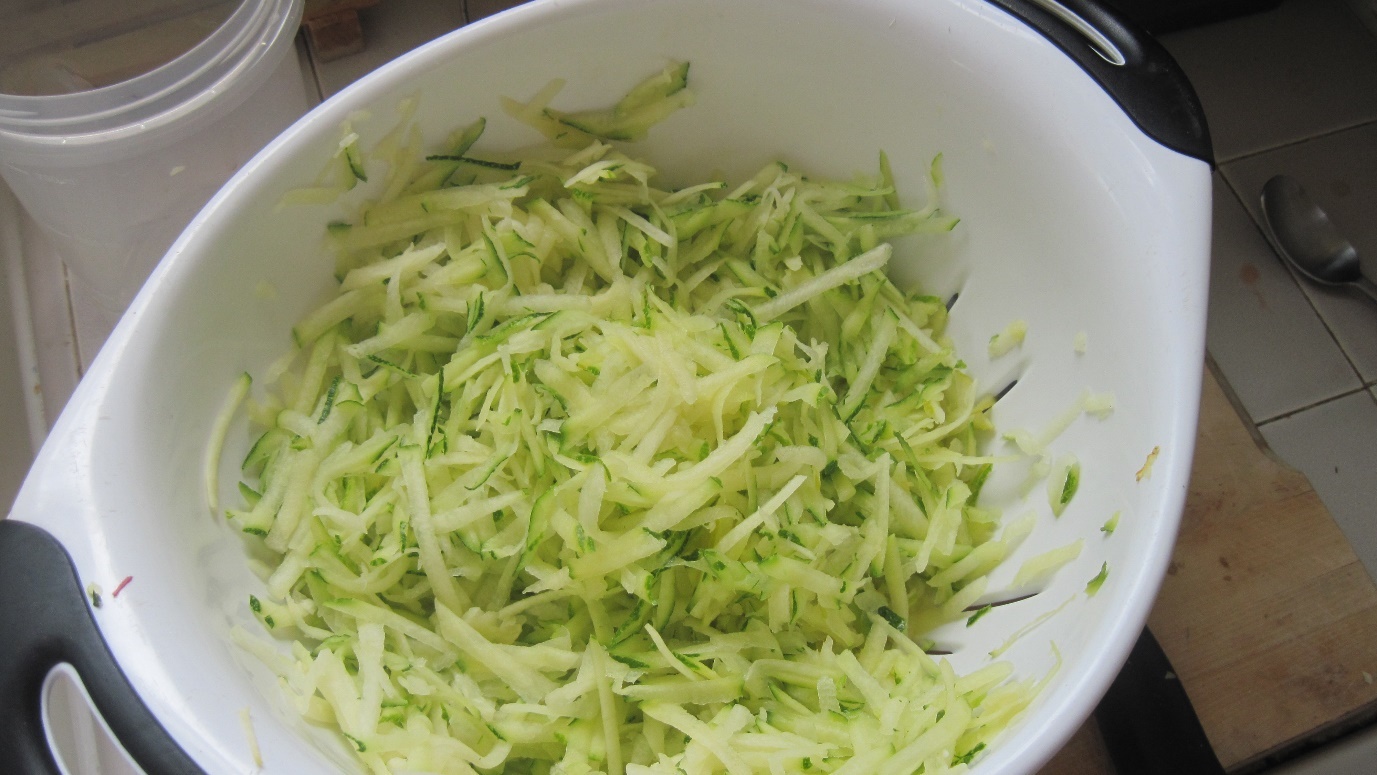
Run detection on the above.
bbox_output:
[11,0,1211,772]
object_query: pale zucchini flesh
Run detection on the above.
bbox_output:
[226,64,1043,775]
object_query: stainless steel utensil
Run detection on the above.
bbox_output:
[1261,174,1377,304]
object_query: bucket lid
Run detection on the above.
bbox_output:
[0,0,302,151]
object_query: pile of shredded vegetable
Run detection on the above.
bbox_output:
[226,64,1044,775]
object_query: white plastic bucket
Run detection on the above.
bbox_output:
[0,0,309,318]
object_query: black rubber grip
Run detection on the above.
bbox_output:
[0,519,207,775]
[988,0,1213,163]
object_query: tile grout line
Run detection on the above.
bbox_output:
[1254,384,1376,427]
[1205,353,1273,449]
[1216,171,1369,390]
[59,265,85,379]
[1214,116,1377,166]
[297,31,328,103]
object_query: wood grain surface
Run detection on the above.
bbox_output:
[1042,367,1377,773]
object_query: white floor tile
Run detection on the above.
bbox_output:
[1259,390,1377,581]
[1161,0,1377,162]
[1206,173,1361,421]
[311,0,467,98]
[1220,122,1377,383]
[0,187,39,512]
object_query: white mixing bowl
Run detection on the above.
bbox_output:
[2,0,1212,772]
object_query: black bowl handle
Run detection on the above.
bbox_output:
[987,0,1213,163]
[0,519,207,775]
[1094,628,1225,775]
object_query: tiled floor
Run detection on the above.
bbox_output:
[1161,0,1377,588]
[3,0,1377,772]
[1159,1,1377,770]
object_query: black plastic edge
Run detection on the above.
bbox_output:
[0,520,208,775]
[1095,627,1226,775]
[986,0,1214,164]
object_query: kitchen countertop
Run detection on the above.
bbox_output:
[2,0,1375,772]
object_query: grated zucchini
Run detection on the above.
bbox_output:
[225,64,1045,775]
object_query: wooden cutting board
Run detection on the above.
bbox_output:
[1042,366,1377,773]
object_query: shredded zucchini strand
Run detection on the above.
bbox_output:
[230,63,1042,775]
